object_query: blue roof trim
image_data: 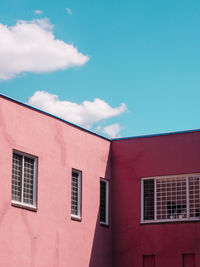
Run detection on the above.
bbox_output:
[112,128,200,141]
[0,93,110,141]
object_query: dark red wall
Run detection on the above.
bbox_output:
[112,132,200,267]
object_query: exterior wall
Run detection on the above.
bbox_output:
[1,94,200,267]
[0,96,112,267]
[112,132,200,267]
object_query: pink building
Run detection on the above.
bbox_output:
[0,94,199,267]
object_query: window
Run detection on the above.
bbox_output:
[141,174,200,223]
[12,151,37,209]
[100,179,109,225]
[182,254,195,267]
[143,255,155,267]
[71,169,82,219]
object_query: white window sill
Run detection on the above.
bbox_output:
[71,215,82,222]
[11,200,37,211]
[100,221,110,227]
[141,217,200,224]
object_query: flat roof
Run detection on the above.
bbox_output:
[1,93,200,142]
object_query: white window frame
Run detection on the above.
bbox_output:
[100,178,109,225]
[141,173,200,223]
[11,150,37,210]
[71,169,82,220]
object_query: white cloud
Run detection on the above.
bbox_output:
[31,18,54,31]
[66,8,72,15]
[35,10,43,15]
[27,91,127,129]
[102,123,121,138]
[0,19,89,80]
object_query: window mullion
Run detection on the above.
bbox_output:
[21,156,25,203]
[78,173,81,218]
[33,159,36,207]
[154,179,157,221]
[106,180,109,224]
[141,179,144,222]
[186,176,189,219]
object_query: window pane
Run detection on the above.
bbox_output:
[189,177,200,218]
[12,153,22,202]
[100,180,107,223]
[143,179,154,220]
[156,177,187,220]
[23,157,34,205]
[71,171,80,217]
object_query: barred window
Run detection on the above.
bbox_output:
[141,174,200,223]
[12,151,37,209]
[71,170,82,219]
[100,179,109,225]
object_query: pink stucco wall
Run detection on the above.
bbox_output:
[0,96,112,267]
[112,132,200,267]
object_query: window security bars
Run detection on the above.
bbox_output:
[12,153,22,202]
[23,157,34,204]
[12,152,37,208]
[141,174,200,223]
[71,170,81,219]
[100,179,109,225]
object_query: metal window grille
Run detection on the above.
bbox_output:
[142,174,200,222]
[156,177,187,220]
[100,181,106,222]
[71,170,81,218]
[189,176,200,218]
[23,157,34,205]
[12,153,22,202]
[100,179,109,224]
[12,152,37,208]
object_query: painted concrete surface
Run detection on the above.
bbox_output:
[112,132,200,267]
[0,96,112,267]
[1,94,200,267]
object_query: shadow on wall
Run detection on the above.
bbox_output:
[89,148,112,267]
[88,210,112,267]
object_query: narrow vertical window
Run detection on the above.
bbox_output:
[71,170,82,220]
[12,151,37,209]
[100,179,109,225]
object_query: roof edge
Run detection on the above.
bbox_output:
[1,93,200,142]
[112,128,200,141]
[0,93,110,141]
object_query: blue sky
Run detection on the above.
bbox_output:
[0,0,200,138]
